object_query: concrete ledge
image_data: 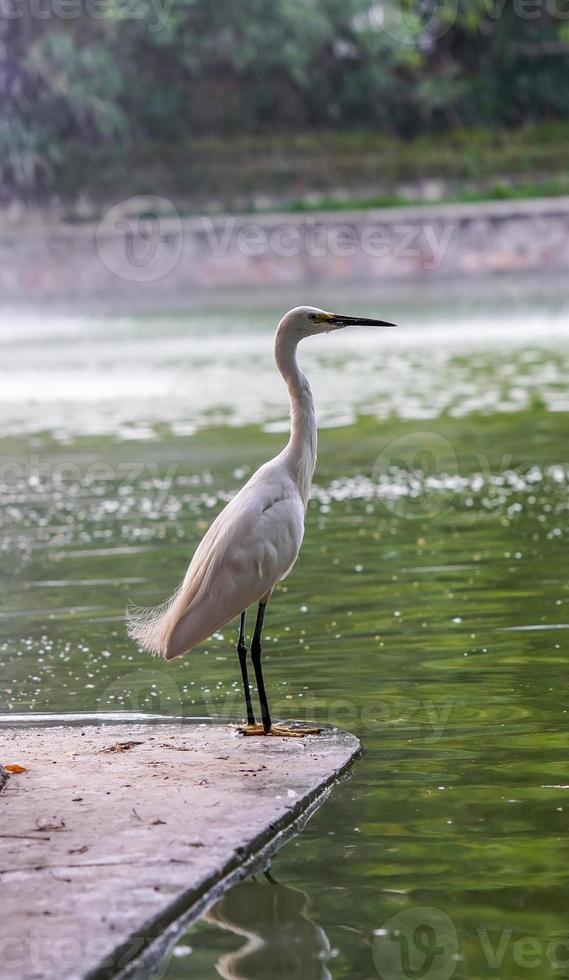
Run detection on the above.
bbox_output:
[0,718,361,980]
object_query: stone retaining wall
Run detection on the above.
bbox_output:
[1,197,568,306]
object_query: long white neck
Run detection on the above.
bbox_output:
[274,326,317,506]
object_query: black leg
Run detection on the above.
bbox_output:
[237,610,255,726]
[251,599,271,733]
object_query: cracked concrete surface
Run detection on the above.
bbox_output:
[0,720,360,979]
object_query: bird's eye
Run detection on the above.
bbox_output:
[309,314,318,321]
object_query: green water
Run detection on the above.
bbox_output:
[1,279,569,979]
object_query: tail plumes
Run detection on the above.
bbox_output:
[126,584,185,659]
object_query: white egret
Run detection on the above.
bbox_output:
[127,306,395,736]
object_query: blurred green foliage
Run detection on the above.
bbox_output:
[2,0,569,201]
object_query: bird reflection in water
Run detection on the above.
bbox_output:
[204,875,333,979]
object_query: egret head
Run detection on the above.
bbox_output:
[279,306,396,337]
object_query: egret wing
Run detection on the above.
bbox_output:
[166,484,305,658]
[127,463,306,660]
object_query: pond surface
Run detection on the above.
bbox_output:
[1,276,569,980]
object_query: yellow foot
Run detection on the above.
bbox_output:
[238,723,266,736]
[237,723,322,738]
[271,724,322,738]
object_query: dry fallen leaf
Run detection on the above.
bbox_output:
[5,764,28,774]
[101,741,144,754]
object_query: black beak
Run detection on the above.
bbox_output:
[329,314,397,327]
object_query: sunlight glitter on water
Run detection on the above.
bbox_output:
[1,301,569,439]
